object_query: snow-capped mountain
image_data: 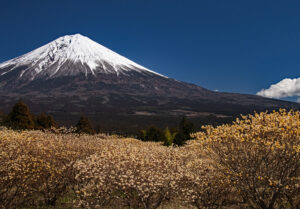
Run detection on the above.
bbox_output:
[0,34,163,83]
[0,34,298,133]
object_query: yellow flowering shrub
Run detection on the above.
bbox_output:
[74,139,191,209]
[177,157,234,209]
[73,139,230,209]
[194,109,300,209]
[0,129,103,208]
[1,109,299,209]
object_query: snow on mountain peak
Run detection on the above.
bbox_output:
[0,34,165,79]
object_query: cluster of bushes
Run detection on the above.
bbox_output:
[194,109,300,208]
[0,110,300,208]
[0,129,110,208]
[138,116,195,146]
[0,100,95,134]
[0,129,221,209]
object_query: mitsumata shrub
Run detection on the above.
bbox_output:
[195,109,300,208]
[0,109,299,209]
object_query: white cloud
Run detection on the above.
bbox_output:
[257,78,300,99]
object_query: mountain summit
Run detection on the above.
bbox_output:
[0,34,163,84]
[0,34,298,133]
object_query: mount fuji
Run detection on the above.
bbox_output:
[0,34,298,133]
[0,34,165,88]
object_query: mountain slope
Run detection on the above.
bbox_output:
[0,34,164,88]
[0,34,298,133]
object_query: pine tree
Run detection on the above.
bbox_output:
[173,132,186,146]
[76,115,95,134]
[173,116,195,146]
[144,126,165,142]
[6,99,34,130]
[178,116,195,140]
[35,113,57,129]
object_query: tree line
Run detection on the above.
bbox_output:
[0,99,95,134]
[137,116,195,146]
[0,100,196,146]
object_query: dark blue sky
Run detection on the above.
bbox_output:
[1,0,300,95]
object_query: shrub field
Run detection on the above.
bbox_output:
[0,110,300,209]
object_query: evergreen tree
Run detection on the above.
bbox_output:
[178,116,195,140]
[76,115,95,134]
[145,126,165,142]
[173,132,186,146]
[173,116,195,146]
[6,99,34,130]
[35,113,57,129]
